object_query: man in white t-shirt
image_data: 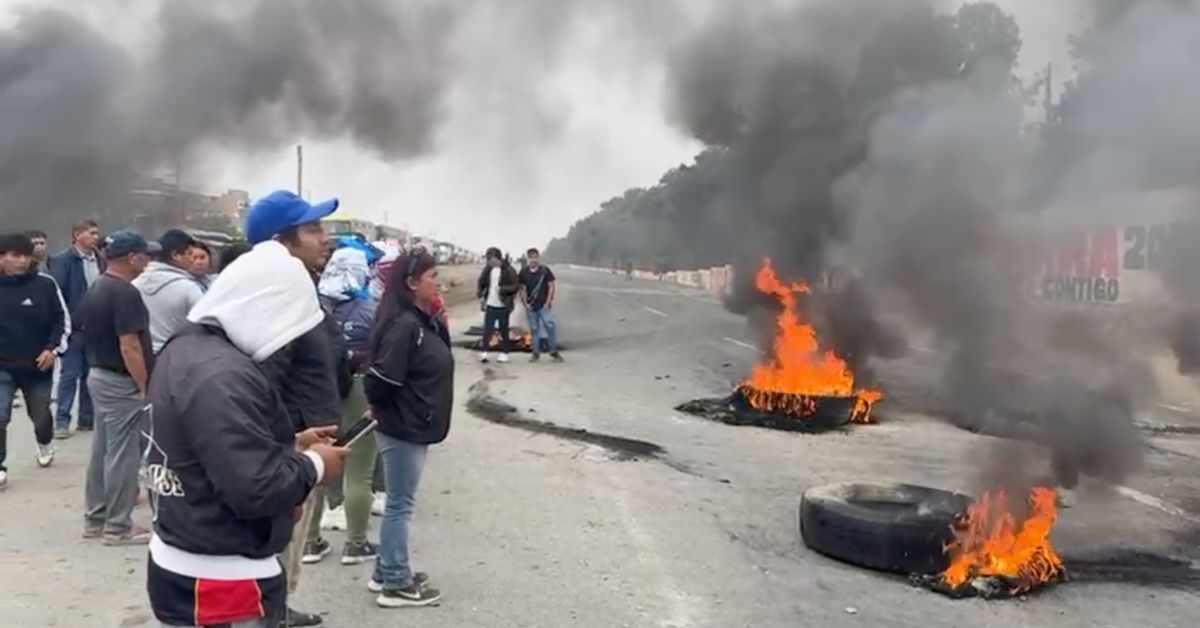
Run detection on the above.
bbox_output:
[475,247,518,363]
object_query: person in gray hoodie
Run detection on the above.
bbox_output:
[133,230,207,354]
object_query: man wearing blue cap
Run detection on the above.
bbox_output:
[245,190,338,274]
[245,190,344,628]
[80,230,159,546]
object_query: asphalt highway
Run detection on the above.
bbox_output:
[3,266,1198,627]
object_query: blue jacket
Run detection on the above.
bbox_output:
[48,247,106,328]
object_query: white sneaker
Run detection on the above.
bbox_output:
[497,353,510,364]
[479,352,489,363]
[35,443,55,468]
[371,492,386,516]
[321,506,347,531]
[0,470,7,489]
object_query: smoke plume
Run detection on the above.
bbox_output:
[0,0,693,241]
[664,0,1200,489]
[0,0,459,232]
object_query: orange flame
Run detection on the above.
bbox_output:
[941,486,1065,593]
[487,330,534,350]
[741,258,882,422]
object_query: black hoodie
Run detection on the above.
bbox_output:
[0,270,68,375]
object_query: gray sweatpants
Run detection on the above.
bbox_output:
[83,369,147,534]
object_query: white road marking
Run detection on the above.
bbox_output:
[643,306,669,318]
[1113,485,1198,523]
[722,337,762,354]
[908,344,937,354]
[1157,403,1192,414]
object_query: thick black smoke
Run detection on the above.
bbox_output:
[0,0,690,241]
[665,0,1200,490]
[665,0,967,375]
[0,1,457,234]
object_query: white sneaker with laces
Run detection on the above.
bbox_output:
[479,352,489,363]
[35,443,55,468]
[498,353,510,364]
[321,506,347,531]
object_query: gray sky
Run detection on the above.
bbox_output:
[1,0,1083,253]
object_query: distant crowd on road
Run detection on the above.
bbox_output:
[0,191,568,627]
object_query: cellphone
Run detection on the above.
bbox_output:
[335,415,378,447]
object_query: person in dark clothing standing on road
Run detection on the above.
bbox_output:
[80,231,158,546]
[476,247,518,364]
[518,247,562,362]
[0,233,70,489]
[145,236,347,628]
[364,250,453,608]
[49,219,104,438]
[245,189,345,628]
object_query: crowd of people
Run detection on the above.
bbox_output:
[0,190,566,627]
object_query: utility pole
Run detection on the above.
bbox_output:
[296,145,303,196]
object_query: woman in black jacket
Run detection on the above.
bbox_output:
[363,250,453,608]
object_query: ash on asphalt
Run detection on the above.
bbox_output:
[1064,550,1200,589]
[910,572,1066,600]
[466,375,666,463]
[910,551,1200,599]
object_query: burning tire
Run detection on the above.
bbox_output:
[799,482,971,575]
[676,393,856,432]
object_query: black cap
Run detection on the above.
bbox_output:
[104,230,162,259]
[0,232,34,256]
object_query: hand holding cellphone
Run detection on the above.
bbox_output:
[335,414,379,447]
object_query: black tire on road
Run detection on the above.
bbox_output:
[799,482,971,575]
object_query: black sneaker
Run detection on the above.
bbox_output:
[341,540,377,565]
[377,584,441,608]
[280,606,323,627]
[368,570,430,593]
[301,538,332,564]
[530,353,541,362]
[551,352,564,362]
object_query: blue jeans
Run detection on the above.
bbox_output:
[528,307,558,354]
[375,432,428,588]
[55,335,93,430]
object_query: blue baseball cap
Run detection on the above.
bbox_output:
[244,190,339,245]
[104,230,161,259]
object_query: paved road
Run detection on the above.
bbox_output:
[474,266,1200,627]
[2,266,1198,627]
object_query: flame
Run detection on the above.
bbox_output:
[487,330,533,350]
[941,486,1065,593]
[740,258,882,422]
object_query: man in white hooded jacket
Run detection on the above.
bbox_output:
[143,240,347,628]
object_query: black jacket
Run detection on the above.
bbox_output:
[476,263,520,310]
[0,270,68,374]
[259,309,348,431]
[48,247,105,326]
[145,325,319,559]
[364,305,454,444]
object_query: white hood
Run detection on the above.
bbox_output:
[187,241,323,362]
